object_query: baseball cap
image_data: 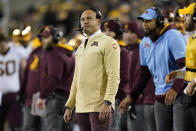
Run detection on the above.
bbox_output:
[138,8,158,20]
[178,3,196,15]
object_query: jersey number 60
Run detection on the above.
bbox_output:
[0,60,16,76]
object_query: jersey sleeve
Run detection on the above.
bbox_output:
[168,31,186,60]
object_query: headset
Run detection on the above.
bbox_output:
[150,6,164,28]
[38,25,63,44]
[192,4,196,23]
[52,27,63,44]
[77,8,103,33]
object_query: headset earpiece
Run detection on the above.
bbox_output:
[52,27,63,44]
[150,6,164,28]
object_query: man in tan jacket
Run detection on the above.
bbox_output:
[63,9,120,131]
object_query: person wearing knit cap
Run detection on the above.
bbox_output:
[123,21,144,40]
[120,21,156,131]
[35,26,75,131]
[101,19,123,40]
[119,7,186,131]
[101,19,131,131]
[122,21,145,131]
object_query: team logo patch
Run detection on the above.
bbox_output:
[112,44,117,49]
[144,43,150,48]
[91,41,98,46]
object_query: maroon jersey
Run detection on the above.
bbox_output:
[126,44,140,93]
[20,47,44,106]
[126,44,143,104]
[116,46,131,101]
[133,59,155,104]
[127,44,155,104]
[39,46,75,99]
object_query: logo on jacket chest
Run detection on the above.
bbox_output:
[144,43,150,48]
[91,41,99,46]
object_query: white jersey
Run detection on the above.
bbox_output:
[25,41,33,57]
[0,46,25,94]
[8,41,33,58]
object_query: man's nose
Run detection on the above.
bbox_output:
[143,21,148,27]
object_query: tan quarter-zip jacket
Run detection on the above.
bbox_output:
[66,31,120,113]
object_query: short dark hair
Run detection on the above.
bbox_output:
[0,33,7,43]
[79,8,102,20]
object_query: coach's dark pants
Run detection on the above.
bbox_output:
[144,104,156,131]
[45,93,73,131]
[154,101,173,131]
[22,105,46,131]
[173,93,196,131]
[155,94,196,131]
[127,104,147,131]
[75,112,112,131]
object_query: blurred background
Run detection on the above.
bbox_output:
[0,0,193,43]
[0,0,195,131]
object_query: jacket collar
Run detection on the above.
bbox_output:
[150,24,173,42]
[85,30,102,40]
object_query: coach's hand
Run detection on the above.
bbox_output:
[118,95,133,114]
[165,88,177,106]
[185,80,196,96]
[99,103,112,121]
[64,108,72,123]
[165,71,177,83]
[36,98,46,110]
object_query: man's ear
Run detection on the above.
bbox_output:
[97,19,102,25]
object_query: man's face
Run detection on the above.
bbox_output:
[0,41,8,54]
[102,28,116,38]
[142,19,157,36]
[80,10,100,36]
[123,31,138,45]
[185,14,194,32]
[41,35,53,50]
[172,19,186,34]
[173,20,185,31]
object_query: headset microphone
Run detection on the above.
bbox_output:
[76,27,83,31]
